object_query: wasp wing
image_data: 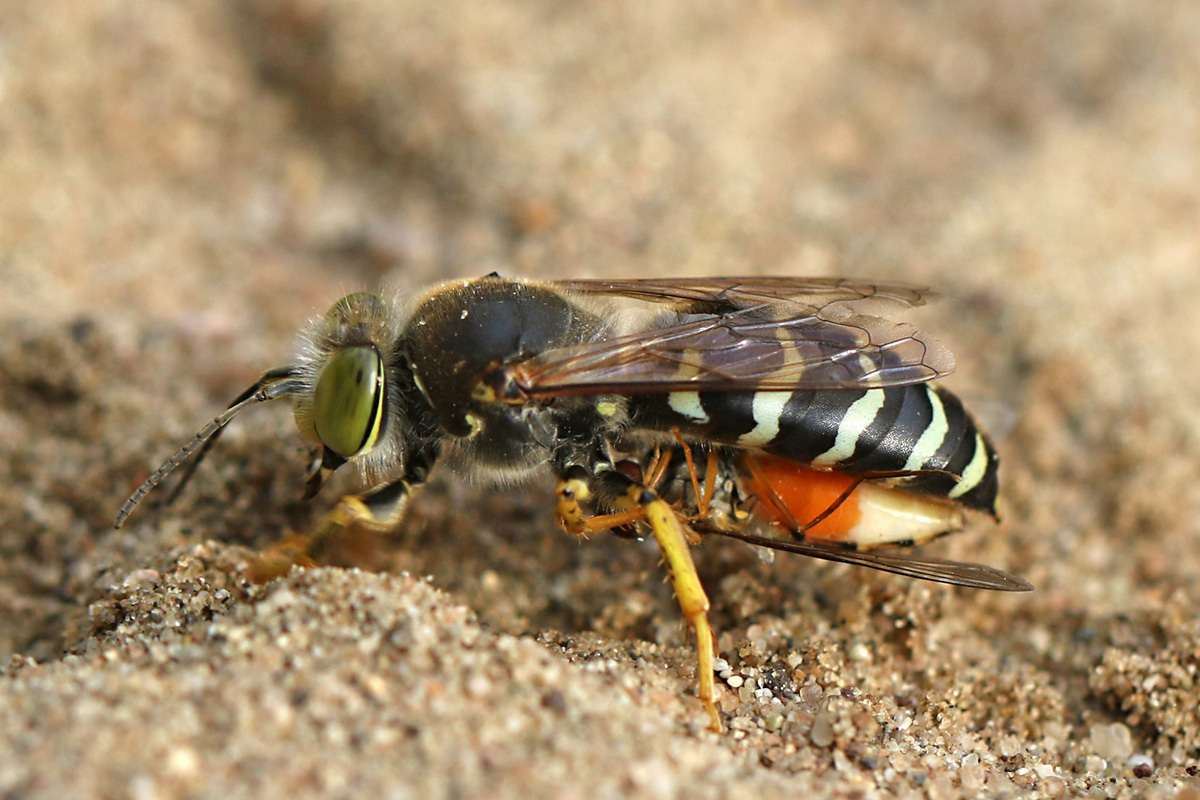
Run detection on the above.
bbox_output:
[513,277,954,398]
[558,277,936,316]
[704,527,1032,592]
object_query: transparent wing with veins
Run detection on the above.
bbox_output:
[513,277,954,398]
[700,525,1032,592]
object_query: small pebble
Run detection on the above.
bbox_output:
[122,569,162,590]
[810,714,834,747]
[1127,754,1153,778]
[987,771,1017,794]
[165,746,199,777]
[1088,722,1133,761]
[1041,776,1068,798]
[960,764,985,790]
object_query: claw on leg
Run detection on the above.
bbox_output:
[243,534,320,584]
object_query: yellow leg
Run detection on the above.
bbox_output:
[556,477,647,536]
[642,446,672,490]
[246,495,387,583]
[633,486,722,732]
[555,477,592,534]
[555,471,722,731]
[246,477,417,584]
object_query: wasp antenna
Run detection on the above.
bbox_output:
[114,373,304,529]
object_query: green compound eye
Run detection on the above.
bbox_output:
[312,346,385,458]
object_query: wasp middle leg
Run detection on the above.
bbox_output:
[554,457,722,732]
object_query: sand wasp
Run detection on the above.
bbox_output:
[116,275,1030,732]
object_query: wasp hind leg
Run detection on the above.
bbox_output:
[553,464,722,732]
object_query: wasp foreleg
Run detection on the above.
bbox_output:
[246,450,436,583]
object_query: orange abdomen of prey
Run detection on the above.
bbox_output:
[738,453,965,548]
[739,453,862,540]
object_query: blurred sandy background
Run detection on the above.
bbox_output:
[2,1,1199,798]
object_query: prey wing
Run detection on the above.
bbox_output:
[513,277,954,398]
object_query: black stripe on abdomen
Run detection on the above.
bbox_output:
[625,383,999,516]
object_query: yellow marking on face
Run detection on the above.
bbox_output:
[470,381,497,402]
[412,372,430,401]
[463,413,484,437]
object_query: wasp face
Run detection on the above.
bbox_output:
[291,292,410,489]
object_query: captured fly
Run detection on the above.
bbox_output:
[116,275,1030,731]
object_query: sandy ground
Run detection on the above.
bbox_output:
[2,2,1200,798]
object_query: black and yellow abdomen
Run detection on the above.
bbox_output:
[629,382,999,518]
